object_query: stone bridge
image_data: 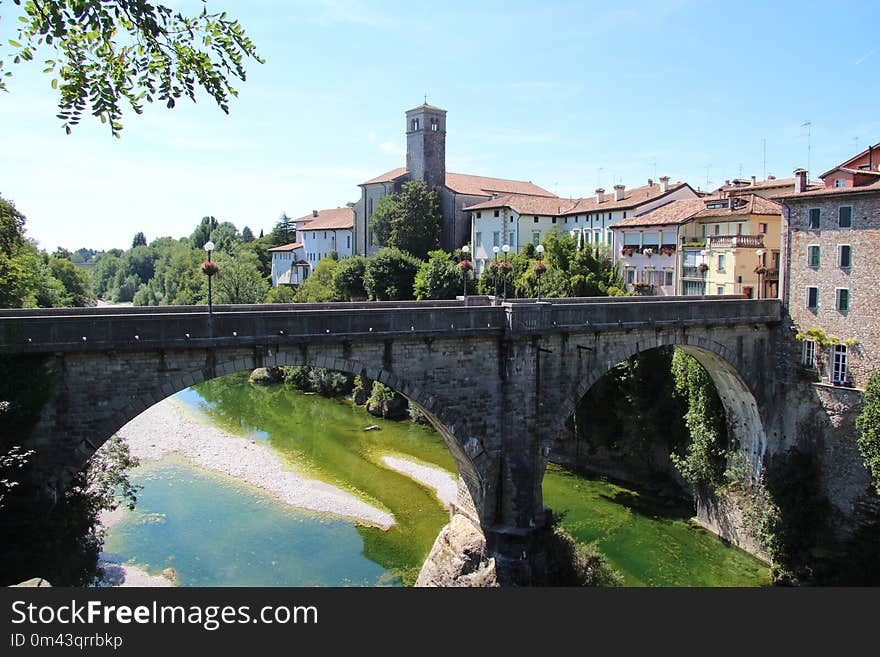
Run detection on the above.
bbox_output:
[0,296,785,583]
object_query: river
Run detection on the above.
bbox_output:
[102,373,770,587]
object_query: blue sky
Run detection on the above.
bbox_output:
[1,0,878,252]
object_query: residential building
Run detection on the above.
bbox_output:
[612,198,707,295]
[679,194,782,298]
[778,153,880,388]
[465,178,699,273]
[354,103,554,256]
[296,206,355,267]
[268,241,308,287]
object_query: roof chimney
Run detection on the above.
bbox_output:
[725,180,730,187]
[794,168,807,193]
[648,178,654,187]
[751,175,757,185]
[659,176,670,193]
[596,188,606,203]
[613,184,625,202]
[312,210,318,217]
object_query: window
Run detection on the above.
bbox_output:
[509,216,514,223]
[552,217,557,224]
[625,268,636,284]
[476,212,481,218]
[802,340,816,369]
[834,179,846,188]
[534,216,539,223]
[494,209,500,217]
[836,288,850,312]
[714,224,720,236]
[807,245,820,268]
[831,345,848,384]
[623,212,627,219]
[411,118,419,131]
[808,208,820,229]
[430,118,439,131]
[664,269,673,287]
[839,206,853,229]
[839,244,852,268]
[717,254,726,271]
[758,222,767,234]
[806,286,819,309]
[475,232,482,247]
[346,235,351,249]
[717,286,725,295]
[532,231,541,245]
[493,231,500,247]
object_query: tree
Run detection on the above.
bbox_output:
[294,257,339,303]
[333,255,368,301]
[2,1,263,136]
[264,284,296,303]
[269,212,296,247]
[368,181,442,259]
[241,226,255,243]
[0,195,57,308]
[48,256,94,306]
[414,250,460,300]
[856,372,880,495]
[211,250,267,304]
[364,248,421,301]
[190,216,219,250]
[131,232,147,248]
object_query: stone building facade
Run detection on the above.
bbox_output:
[779,167,880,388]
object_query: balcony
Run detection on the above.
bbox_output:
[706,235,765,249]
[682,266,707,279]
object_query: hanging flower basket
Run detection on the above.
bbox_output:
[500,260,513,272]
[533,261,547,275]
[621,246,637,257]
[698,263,709,272]
[458,259,473,272]
[201,260,219,276]
[490,259,500,271]
[661,246,675,256]
[754,266,767,275]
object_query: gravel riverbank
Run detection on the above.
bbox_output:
[380,456,457,508]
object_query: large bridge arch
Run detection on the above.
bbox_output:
[544,329,771,484]
[57,347,488,526]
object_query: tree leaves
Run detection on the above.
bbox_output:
[4,1,263,136]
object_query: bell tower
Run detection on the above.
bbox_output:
[405,103,447,191]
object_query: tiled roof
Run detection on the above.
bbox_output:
[359,167,554,197]
[562,182,693,215]
[693,194,782,218]
[296,207,354,231]
[776,179,880,200]
[360,167,409,186]
[820,142,880,178]
[613,199,706,228]
[444,172,554,197]
[463,194,577,215]
[268,242,303,252]
[721,177,797,192]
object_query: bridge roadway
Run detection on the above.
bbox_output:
[0,295,781,354]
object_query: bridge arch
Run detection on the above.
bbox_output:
[64,349,486,526]
[547,331,769,481]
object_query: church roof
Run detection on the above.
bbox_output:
[295,207,354,231]
[406,103,447,113]
[359,167,554,198]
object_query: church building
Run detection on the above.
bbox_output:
[353,103,555,255]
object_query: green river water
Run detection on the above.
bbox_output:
[102,373,770,587]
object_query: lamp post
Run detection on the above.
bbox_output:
[461,244,471,301]
[535,244,545,301]
[492,245,500,299]
[202,240,217,317]
[501,244,510,301]
[755,248,765,299]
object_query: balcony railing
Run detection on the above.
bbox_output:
[682,266,707,279]
[763,268,779,281]
[706,235,765,248]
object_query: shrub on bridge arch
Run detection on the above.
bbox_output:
[856,372,880,496]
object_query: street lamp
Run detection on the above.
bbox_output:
[460,244,471,301]
[202,240,217,316]
[535,244,546,301]
[492,245,500,300]
[755,249,765,300]
[501,244,510,300]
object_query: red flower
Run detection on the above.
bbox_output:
[490,259,500,270]
[459,259,473,271]
[533,261,546,274]
[201,260,219,276]
[500,261,513,271]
